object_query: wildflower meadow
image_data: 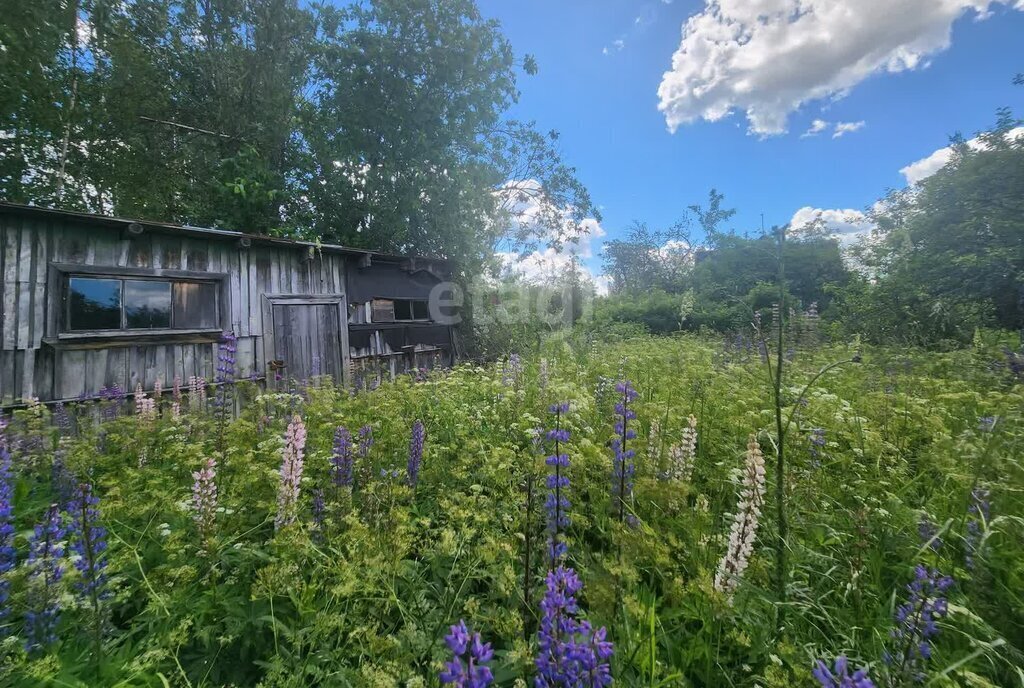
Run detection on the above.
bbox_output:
[0,330,1022,687]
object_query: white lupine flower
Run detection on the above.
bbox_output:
[668,414,698,482]
[714,434,766,599]
[648,420,662,464]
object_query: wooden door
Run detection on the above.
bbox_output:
[269,298,346,385]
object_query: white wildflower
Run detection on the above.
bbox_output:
[714,434,766,599]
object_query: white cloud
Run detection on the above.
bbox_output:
[900,126,1024,184]
[657,0,1021,136]
[801,119,829,137]
[495,180,607,293]
[833,120,866,138]
[789,206,875,247]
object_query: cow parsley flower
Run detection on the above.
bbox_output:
[535,565,613,686]
[439,619,494,687]
[714,434,766,598]
[812,655,874,688]
[275,415,307,530]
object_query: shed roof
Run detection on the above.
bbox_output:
[0,201,450,264]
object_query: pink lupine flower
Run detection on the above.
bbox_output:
[714,434,766,599]
[188,376,207,412]
[191,458,218,548]
[275,415,307,530]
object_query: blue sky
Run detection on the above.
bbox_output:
[478,0,1024,286]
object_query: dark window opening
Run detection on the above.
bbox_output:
[125,280,171,328]
[68,278,121,330]
[393,299,430,321]
[66,276,219,332]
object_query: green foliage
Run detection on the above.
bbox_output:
[0,335,1022,686]
[843,112,1024,343]
[0,0,595,272]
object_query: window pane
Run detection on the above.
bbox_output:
[125,280,171,329]
[371,299,395,322]
[393,300,413,320]
[68,278,121,330]
[173,282,218,328]
[412,300,429,320]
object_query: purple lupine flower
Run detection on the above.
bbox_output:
[54,402,73,437]
[25,504,65,653]
[191,458,218,548]
[214,331,237,412]
[813,656,874,688]
[0,443,14,635]
[885,565,953,684]
[68,483,109,607]
[439,619,494,687]
[407,420,425,488]
[99,384,125,420]
[918,517,942,552]
[965,488,990,571]
[545,402,571,563]
[535,565,613,686]
[358,424,374,458]
[331,426,355,489]
[502,354,523,388]
[275,415,307,530]
[51,450,75,507]
[611,381,639,524]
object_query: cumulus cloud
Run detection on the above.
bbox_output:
[789,206,875,247]
[801,119,830,137]
[833,120,866,138]
[657,0,1021,136]
[900,126,1024,184]
[495,180,607,293]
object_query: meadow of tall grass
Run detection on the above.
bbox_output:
[0,330,1021,687]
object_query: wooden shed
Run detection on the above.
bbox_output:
[0,202,458,406]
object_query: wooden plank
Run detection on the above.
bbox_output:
[32,344,53,401]
[247,250,259,335]
[105,348,127,389]
[182,343,196,380]
[128,234,153,268]
[16,219,33,350]
[0,217,8,349]
[229,250,243,333]
[20,348,34,400]
[115,236,130,266]
[0,351,14,405]
[56,349,86,400]
[92,236,117,266]
[161,236,182,270]
[85,348,108,395]
[31,222,47,347]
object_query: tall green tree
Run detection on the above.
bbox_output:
[846,108,1024,342]
[0,0,596,272]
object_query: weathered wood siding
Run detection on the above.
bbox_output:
[0,211,347,405]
